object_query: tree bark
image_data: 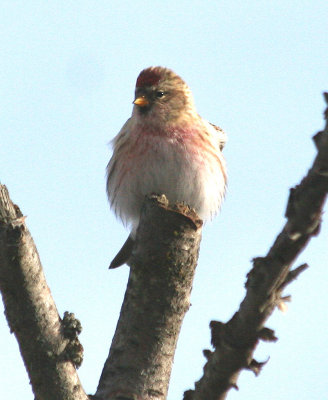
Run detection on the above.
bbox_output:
[1,95,327,400]
[95,195,202,400]
[0,185,88,400]
[184,93,328,400]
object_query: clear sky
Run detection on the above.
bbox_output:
[1,1,328,399]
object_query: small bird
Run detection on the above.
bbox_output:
[107,66,227,268]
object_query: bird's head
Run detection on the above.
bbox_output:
[132,66,195,123]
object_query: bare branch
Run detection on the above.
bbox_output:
[2,93,327,400]
[0,185,88,400]
[184,93,328,400]
[95,195,203,400]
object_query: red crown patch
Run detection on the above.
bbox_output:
[136,68,162,88]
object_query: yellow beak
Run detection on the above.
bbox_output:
[133,96,149,107]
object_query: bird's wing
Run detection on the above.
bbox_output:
[209,122,227,151]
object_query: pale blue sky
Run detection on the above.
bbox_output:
[1,1,328,399]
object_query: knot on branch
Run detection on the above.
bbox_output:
[203,349,213,361]
[147,193,203,230]
[0,184,23,223]
[61,311,83,368]
[209,320,225,348]
[246,357,270,376]
[257,327,278,342]
[98,392,139,400]
[246,257,280,292]
[278,263,309,292]
[183,390,194,400]
[285,186,322,239]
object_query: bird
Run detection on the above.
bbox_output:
[106,66,227,268]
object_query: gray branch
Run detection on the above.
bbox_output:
[184,93,328,400]
[1,93,327,400]
[0,185,88,400]
[95,195,203,400]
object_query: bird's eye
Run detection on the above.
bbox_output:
[156,91,165,98]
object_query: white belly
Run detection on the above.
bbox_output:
[109,132,226,234]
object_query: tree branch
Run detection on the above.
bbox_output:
[0,185,88,400]
[95,195,203,400]
[2,94,327,400]
[184,93,328,400]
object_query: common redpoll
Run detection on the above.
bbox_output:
[107,66,227,268]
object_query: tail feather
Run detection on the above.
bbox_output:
[109,235,134,269]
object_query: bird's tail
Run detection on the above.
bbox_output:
[109,235,134,269]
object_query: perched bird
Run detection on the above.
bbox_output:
[107,66,227,268]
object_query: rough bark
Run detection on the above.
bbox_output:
[0,185,88,400]
[95,195,203,400]
[184,93,328,400]
[1,95,327,400]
